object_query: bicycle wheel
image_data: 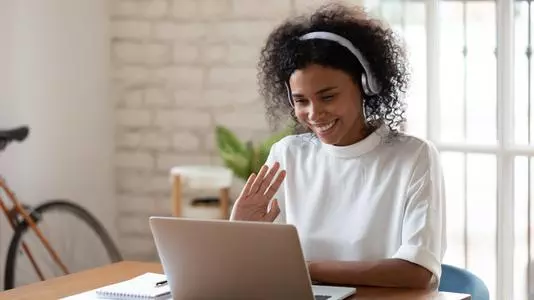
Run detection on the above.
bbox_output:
[4,200,123,290]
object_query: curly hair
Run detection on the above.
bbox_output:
[258,2,410,133]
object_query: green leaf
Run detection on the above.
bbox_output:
[257,127,292,167]
[214,125,291,181]
[219,151,250,180]
[215,125,247,156]
[249,144,263,175]
[215,125,252,180]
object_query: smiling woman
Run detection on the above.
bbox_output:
[229,2,447,292]
[288,65,369,146]
[258,3,409,140]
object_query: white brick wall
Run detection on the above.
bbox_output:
[232,0,292,18]
[111,0,362,260]
[112,20,151,39]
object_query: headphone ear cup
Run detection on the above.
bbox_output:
[361,74,372,96]
[359,75,369,122]
[362,98,368,121]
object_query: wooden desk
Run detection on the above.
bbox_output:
[0,261,471,300]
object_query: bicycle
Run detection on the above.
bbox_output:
[0,126,123,290]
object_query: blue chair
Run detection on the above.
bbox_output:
[439,264,490,300]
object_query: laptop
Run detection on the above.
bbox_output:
[149,216,356,300]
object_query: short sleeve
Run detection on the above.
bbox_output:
[264,140,287,224]
[391,142,447,287]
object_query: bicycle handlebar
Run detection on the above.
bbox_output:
[0,126,29,152]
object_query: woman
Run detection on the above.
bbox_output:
[230,3,446,290]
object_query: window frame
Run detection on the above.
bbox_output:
[375,0,520,298]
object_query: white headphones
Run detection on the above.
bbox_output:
[285,31,381,107]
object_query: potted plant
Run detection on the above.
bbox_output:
[215,125,292,181]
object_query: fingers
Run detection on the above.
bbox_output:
[257,162,281,195]
[264,170,286,200]
[264,199,280,222]
[249,164,269,194]
[238,173,257,199]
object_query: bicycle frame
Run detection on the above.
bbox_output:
[0,175,70,282]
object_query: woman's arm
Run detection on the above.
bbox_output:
[308,259,434,289]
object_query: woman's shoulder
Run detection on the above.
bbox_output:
[381,130,440,162]
[371,119,433,149]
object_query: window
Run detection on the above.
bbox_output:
[368,0,527,299]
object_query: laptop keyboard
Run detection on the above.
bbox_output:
[314,295,332,300]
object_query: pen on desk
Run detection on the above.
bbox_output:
[155,280,167,287]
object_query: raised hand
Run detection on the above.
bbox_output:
[230,162,286,222]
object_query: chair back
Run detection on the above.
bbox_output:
[439,264,489,300]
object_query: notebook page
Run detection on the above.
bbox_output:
[60,289,99,300]
[95,272,170,299]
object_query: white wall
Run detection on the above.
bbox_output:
[0,0,116,279]
[0,0,17,286]
[0,0,17,129]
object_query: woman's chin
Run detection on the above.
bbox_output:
[314,128,341,145]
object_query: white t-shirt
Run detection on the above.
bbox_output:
[265,124,447,284]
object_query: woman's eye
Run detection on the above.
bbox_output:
[322,94,335,101]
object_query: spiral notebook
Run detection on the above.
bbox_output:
[94,272,171,300]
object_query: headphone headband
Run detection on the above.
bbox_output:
[298,31,380,94]
[285,31,381,109]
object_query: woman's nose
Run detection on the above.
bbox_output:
[307,102,326,121]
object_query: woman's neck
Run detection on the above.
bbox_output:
[334,121,374,146]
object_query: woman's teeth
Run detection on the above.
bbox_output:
[315,120,336,132]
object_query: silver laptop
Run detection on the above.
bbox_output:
[149,216,356,300]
